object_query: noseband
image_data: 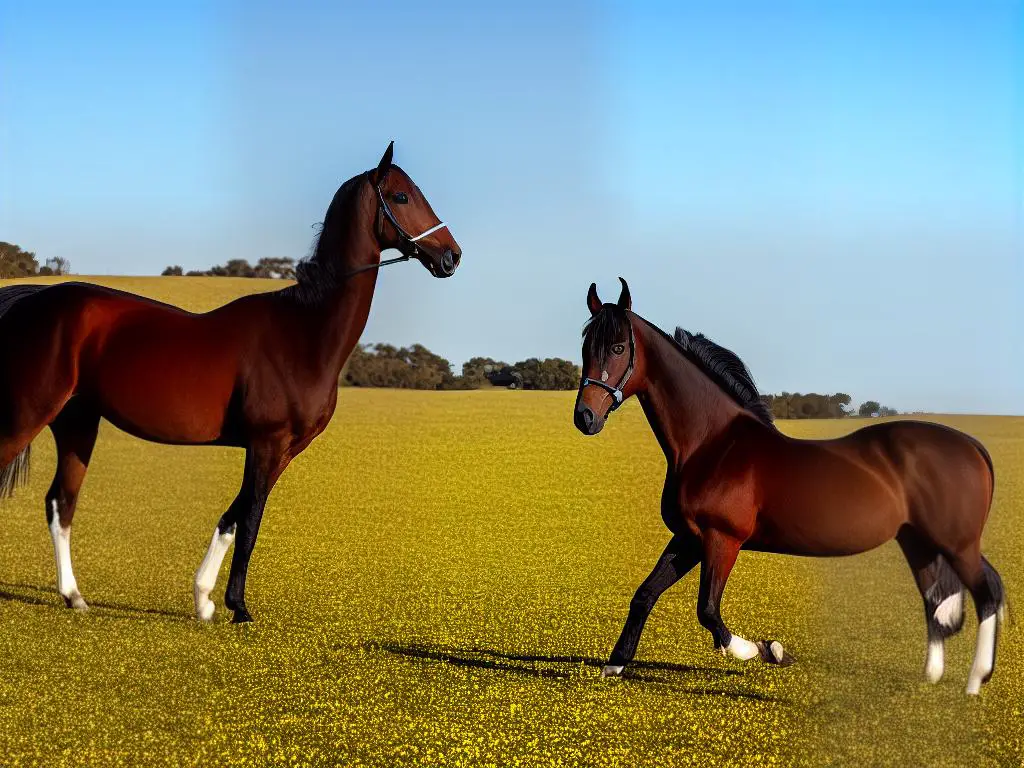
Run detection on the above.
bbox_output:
[581,319,636,413]
[345,180,453,278]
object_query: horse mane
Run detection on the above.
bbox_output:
[283,172,370,305]
[583,304,773,425]
[672,327,774,425]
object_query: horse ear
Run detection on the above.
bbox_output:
[375,141,394,183]
[587,283,602,316]
[616,277,631,310]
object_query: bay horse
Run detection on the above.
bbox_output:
[575,278,1005,695]
[0,142,461,624]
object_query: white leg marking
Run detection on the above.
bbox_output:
[725,634,759,661]
[600,665,625,678]
[934,592,963,630]
[49,500,87,610]
[966,615,997,695]
[194,524,236,621]
[924,638,944,683]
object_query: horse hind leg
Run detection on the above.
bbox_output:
[946,547,1005,695]
[896,528,966,684]
[46,401,100,611]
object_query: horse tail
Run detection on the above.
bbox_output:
[0,444,31,499]
[0,283,49,500]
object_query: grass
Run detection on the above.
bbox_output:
[0,277,1021,766]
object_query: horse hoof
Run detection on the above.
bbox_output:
[756,640,795,666]
[196,598,216,622]
[64,593,89,611]
[232,608,254,624]
[600,665,625,678]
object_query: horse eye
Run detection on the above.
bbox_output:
[392,192,409,204]
[612,344,626,355]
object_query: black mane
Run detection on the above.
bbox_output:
[672,326,774,425]
[582,305,773,425]
[282,172,369,305]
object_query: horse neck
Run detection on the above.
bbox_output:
[304,179,384,375]
[634,318,742,468]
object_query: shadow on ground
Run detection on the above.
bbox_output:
[365,640,787,703]
[0,581,189,621]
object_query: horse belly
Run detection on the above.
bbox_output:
[89,325,237,444]
[750,491,905,557]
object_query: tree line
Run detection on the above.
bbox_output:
[162,257,296,279]
[343,343,900,412]
[0,242,70,278]
[341,344,580,390]
[759,393,898,419]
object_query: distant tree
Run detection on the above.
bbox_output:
[45,256,70,275]
[878,406,899,417]
[253,257,296,280]
[0,242,40,278]
[162,266,184,276]
[859,401,881,417]
[342,343,456,389]
[461,357,509,388]
[511,357,580,390]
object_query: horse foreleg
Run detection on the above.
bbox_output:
[222,440,290,624]
[601,534,701,678]
[697,528,792,665]
[46,400,100,611]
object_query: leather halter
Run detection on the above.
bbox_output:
[344,180,454,278]
[581,317,636,413]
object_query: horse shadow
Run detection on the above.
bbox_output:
[0,581,189,622]
[366,641,786,703]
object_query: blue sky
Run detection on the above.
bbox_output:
[2,1,1021,413]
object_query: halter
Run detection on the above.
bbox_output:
[581,317,636,413]
[344,181,454,278]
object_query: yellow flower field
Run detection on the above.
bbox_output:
[0,278,1020,766]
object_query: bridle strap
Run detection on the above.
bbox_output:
[343,182,450,279]
[580,318,636,414]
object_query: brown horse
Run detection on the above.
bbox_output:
[0,142,461,624]
[574,279,1005,695]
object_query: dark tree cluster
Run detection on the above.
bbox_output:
[341,345,581,391]
[0,242,70,278]
[162,257,296,279]
[759,392,898,419]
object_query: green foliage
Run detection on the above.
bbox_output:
[858,400,898,417]
[509,357,580,390]
[343,347,581,391]
[0,242,69,278]
[342,343,458,390]
[761,392,853,420]
[171,257,295,279]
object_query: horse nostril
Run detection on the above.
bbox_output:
[582,407,595,428]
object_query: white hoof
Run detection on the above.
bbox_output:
[600,665,624,678]
[64,592,89,611]
[195,591,216,622]
[769,641,785,664]
[924,640,943,684]
[966,675,983,696]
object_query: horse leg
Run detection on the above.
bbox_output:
[45,400,100,611]
[946,546,1006,695]
[601,535,701,678]
[223,440,290,624]
[895,527,965,683]
[696,528,791,665]
[193,462,254,621]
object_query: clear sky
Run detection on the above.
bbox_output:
[2,0,1021,414]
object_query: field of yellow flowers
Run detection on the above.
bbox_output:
[0,278,1020,766]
